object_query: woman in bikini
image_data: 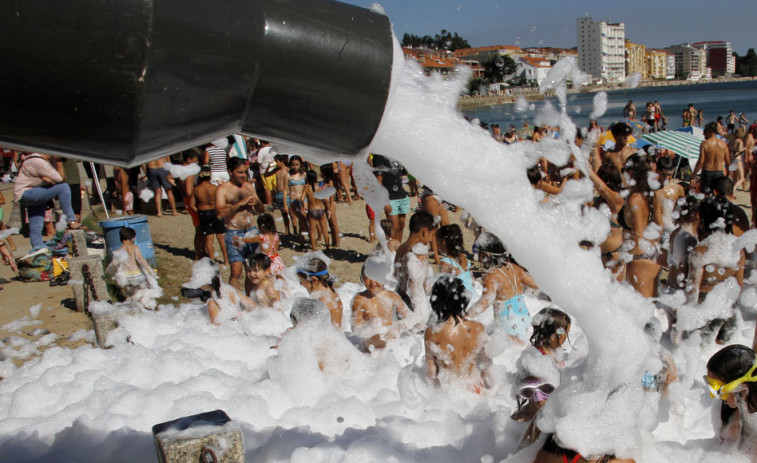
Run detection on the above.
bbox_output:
[285,155,308,243]
[468,232,537,344]
[588,164,625,278]
[303,169,330,251]
[620,154,660,298]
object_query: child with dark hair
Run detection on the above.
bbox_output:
[296,253,343,330]
[235,213,284,274]
[436,224,476,297]
[351,256,412,350]
[201,258,259,325]
[302,169,330,251]
[272,154,292,235]
[317,165,341,247]
[246,253,283,308]
[683,194,744,344]
[394,210,438,319]
[706,344,757,456]
[424,277,489,392]
[468,232,537,344]
[106,227,162,309]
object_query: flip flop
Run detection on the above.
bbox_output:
[67,222,85,231]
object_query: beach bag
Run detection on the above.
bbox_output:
[16,248,54,282]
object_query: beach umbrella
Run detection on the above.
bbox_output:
[623,119,649,132]
[643,130,701,171]
[675,126,704,140]
[597,131,638,150]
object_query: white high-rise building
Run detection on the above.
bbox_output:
[576,15,626,83]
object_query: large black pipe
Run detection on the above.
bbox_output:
[0,0,394,166]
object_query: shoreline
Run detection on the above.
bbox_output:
[458,75,757,109]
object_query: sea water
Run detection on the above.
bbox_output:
[467,80,757,131]
[0,28,756,463]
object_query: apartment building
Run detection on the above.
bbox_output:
[645,49,670,80]
[665,44,708,80]
[692,41,735,77]
[577,16,626,83]
[625,40,646,78]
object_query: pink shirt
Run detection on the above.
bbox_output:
[13,154,63,202]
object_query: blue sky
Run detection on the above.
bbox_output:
[342,0,756,55]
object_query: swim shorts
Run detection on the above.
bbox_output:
[225,227,259,264]
[147,167,173,191]
[365,205,375,221]
[389,196,410,216]
[274,191,284,209]
[198,209,226,235]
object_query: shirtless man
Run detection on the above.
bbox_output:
[351,257,411,350]
[394,211,437,328]
[692,122,730,194]
[189,166,228,264]
[603,122,636,174]
[623,100,636,120]
[425,277,489,392]
[145,156,177,216]
[215,157,264,292]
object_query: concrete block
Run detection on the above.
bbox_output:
[89,302,140,348]
[153,410,245,463]
[69,229,88,257]
[68,255,109,312]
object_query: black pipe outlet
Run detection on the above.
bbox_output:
[0,0,394,166]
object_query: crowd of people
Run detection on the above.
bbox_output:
[2,105,757,461]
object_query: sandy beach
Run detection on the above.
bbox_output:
[1,175,753,367]
[0,181,485,366]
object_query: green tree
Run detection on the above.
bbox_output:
[735,49,757,77]
[481,55,517,84]
[401,30,470,51]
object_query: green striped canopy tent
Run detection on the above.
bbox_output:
[642,130,701,171]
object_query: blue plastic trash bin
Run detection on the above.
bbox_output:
[99,215,156,267]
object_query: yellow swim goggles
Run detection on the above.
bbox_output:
[704,355,757,400]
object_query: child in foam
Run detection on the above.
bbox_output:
[234,213,284,275]
[468,232,538,344]
[245,253,285,309]
[393,210,438,320]
[424,276,489,393]
[512,307,572,438]
[436,224,477,299]
[350,256,411,351]
[705,344,757,459]
[296,252,343,330]
[202,259,258,325]
[106,227,162,310]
